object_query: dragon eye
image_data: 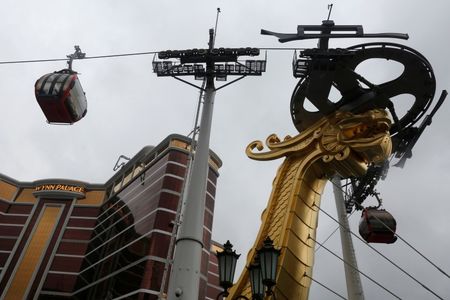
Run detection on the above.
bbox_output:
[342,124,368,138]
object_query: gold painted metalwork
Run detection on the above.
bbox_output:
[228,109,392,300]
[3,205,62,299]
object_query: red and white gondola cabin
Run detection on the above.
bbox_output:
[359,207,397,244]
[35,69,87,124]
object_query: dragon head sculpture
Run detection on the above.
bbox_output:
[246,108,392,177]
[232,109,393,300]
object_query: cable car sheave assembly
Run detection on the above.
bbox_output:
[35,46,87,124]
[262,20,447,244]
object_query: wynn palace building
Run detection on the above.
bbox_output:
[0,134,223,299]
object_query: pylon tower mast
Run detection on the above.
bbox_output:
[153,29,266,300]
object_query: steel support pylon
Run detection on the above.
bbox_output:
[166,29,216,300]
[167,83,215,300]
[332,176,365,300]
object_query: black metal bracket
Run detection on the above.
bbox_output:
[345,161,390,212]
[66,45,86,71]
[113,155,131,171]
[262,20,408,49]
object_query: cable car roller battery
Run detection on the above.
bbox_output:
[35,46,87,124]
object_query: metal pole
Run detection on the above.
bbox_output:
[332,176,365,300]
[167,29,216,300]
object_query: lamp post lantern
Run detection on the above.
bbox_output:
[216,240,241,296]
[216,237,279,300]
[257,237,280,297]
[248,256,265,300]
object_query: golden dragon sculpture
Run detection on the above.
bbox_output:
[228,109,392,299]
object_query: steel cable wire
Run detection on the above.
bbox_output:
[330,178,450,280]
[309,235,402,299]
[0,48,306,66]
[370,210,450,279]
[315,210,355,253]
[304,273,348,300]
[316,203,444,300]
[0,51,159,65]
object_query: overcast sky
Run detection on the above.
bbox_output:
[1,0,449,299]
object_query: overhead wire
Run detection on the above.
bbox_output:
[315,209,356,253]
[329,178,450,280]
[0,48,308,66]
[370,207,450,279]
[0,51,159,65]
[0,57,68,65]
[315,225,340,253]
[316,203,444,300]
[309,234,402,299]
[83,51,158,60]
[397,235,450,278]
[304,273,348,300]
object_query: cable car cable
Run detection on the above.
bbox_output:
[315,225,340,253]
[369,209,450,279]
[0,51,158,65]
[303,273,348,300]
[315,210,356,253]
[329,178,450,280]
[0,48,307,66]
[309,235,402,299]
[316,204,445,300]
[83,51,159,60]
[0,57,69,65]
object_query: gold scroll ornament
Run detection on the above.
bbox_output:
[228,109,392,299]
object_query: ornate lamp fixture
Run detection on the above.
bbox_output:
[216,240,241,295]
[216,237,280,300]
[248,255,264,300]
[257,237,281,297]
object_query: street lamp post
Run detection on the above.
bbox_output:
[215,237,280,300]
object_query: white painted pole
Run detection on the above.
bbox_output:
[332,176,365,300]
[167,29,216,300]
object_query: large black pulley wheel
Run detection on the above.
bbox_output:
[290,42,436,135]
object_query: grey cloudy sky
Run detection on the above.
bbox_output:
[1,0,449,299]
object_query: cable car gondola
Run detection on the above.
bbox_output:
[34,69,87,124]
[359,207,397,244]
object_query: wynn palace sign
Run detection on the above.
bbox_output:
[33,183,86,199]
